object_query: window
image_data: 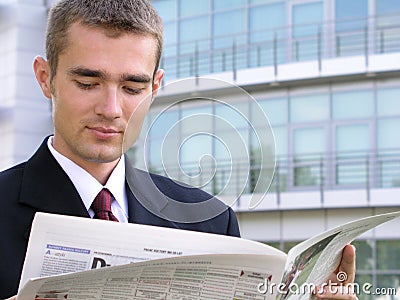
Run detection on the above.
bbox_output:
[250,0,283,4]
[179,134,213,169]
[294,127,325,157]
[180,104,213,135]
[335,124,370,185]
[377,88,400,117]
[153,0,178,78]
[163,22,177,57]
[179,0,209,17]
[215,101,249,131]
[290,94,329,123]
[336,124,370,153]
[250,2,285,40]
[212,9,246,71]
[333,91,374,120]
[377,118,400,187]
[180,17,209,47]
[178,16,210,77]
[148,110,180,139]
[254,98,287,127]
[376,0,400,53]
[335,0,368,31]
[292,2,323,37]
[213,0,245,10]
[213,10,246,47]
[335,0,368,56]
[270,127,288,191]
[272,126,287,157]
[152,0,177,21]
[378,118,400,150]
[147,109,180,171]
[249,3,286,66]
[292,2,323,61]
[377,240,400,270]
[293,127,325,186]
[376,0,400,15]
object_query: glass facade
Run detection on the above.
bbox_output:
[249,2,286,66]
[130,83,400,193]
[135,1,400,193]
[137,2,400,293]
[292,1,323,61]
[0,1,398,295]
[335,0,369,56]
[153,0,400,81]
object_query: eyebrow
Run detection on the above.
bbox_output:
[121,73,152,83]
[67,67,152,83]
[67,67,106,79]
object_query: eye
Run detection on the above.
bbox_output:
[123,86,144,95]
[75,81,97,90]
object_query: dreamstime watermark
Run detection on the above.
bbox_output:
[257,271,398,297]
[123,77,276,223]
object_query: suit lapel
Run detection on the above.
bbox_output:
[125,157,164,224]
[19,140,177,226]
[19,138,89,218]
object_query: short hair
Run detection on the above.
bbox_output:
[46,0,164,82]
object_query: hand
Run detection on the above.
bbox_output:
[5,296,16,300]
[315,244,357,299]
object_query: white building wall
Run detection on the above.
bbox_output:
[0,0,52,170]
[238,207,400,242]
[0,4,17,170]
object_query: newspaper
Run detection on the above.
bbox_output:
[17,211,400,300]
[19,254,283,300]
[277,210,400,299]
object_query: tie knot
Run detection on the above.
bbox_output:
[91,188,118,221]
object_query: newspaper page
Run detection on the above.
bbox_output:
[277,210,400,300]
[18,254,285,300]
[19,213,286,292]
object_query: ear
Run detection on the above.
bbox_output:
[33,56,52,99]
[151,69,164,100]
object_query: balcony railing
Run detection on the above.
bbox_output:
[160,13,400,82]
[149,149,400,200]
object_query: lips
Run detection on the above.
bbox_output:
[91,127,119,133]
[87,126,123,139]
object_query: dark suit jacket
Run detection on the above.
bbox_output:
[0,138,240,298]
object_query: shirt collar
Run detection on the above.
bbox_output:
[47,136,128,218]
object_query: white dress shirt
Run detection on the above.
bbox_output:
[47,136,129,222]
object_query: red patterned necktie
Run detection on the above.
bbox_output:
[91,188,119,222]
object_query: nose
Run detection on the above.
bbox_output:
[95,87,123,119]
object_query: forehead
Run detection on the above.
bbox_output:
[59,22,158,75]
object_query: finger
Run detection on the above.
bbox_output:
[338,244,356,284]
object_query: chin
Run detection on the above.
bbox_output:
[86,156,121,164]
[82,147,122,164]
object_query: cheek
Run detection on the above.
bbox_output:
[50,97,61,124]
[125,95,152,122]
[52,97,72,120]
[51,94,88,130]
[122,96,152,152]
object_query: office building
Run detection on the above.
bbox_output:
[147,0,400,296]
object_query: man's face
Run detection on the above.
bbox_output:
[36,23,163,166]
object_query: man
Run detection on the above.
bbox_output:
[0,0,356,299]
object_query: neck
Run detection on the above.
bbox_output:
[51,137,120,185]
[77,159,120,185]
